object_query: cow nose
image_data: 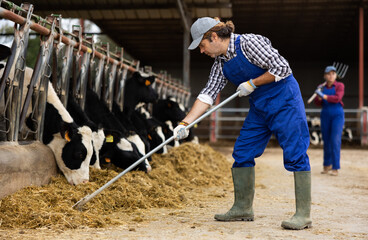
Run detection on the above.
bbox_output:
[146,164,152,173]
[82,180,89,184]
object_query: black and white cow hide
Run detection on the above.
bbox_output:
[41,84,93,185]
[307,115,353,146]
[152,97,187,147]
[84,88,151,172]
[134,102,167,154]
[67,94,105,169]
[0,63,94,185]
[123,71,158,116]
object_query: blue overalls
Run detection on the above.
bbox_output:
[320,86,344,170]
[222,36,310,172]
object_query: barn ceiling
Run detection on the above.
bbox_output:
[7,0,368,70]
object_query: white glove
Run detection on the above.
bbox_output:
[173,124,189,140]
[237,80,256,97]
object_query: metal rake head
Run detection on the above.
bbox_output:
[332,62,349,79]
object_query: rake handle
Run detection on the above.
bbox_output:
[73,91,241,210]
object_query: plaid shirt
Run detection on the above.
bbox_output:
[198,33,292,105]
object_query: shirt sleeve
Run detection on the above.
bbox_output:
[326,82,345,103]
[197,59,228,105]
[241,34,292,81]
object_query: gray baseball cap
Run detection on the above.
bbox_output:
[188,17,220,50]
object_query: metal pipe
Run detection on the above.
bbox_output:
[0,7,136,71]
[72,91,241,210]
[0,0,135,66]
[0,3,191,101]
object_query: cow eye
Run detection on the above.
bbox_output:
[74,151,86,160]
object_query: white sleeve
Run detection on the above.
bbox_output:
[197,93,214,106]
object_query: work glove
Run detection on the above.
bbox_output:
[315,90,325,98]
[173,122,189,140]
[237,79,256,97]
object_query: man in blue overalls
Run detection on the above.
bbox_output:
[173,17,312,230]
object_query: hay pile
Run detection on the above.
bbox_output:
[0,143,231,229]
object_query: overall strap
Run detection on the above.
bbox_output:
[234,35,242,55]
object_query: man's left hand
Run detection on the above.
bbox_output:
[237,80,256,97]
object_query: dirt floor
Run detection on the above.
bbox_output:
[1,147,367,240]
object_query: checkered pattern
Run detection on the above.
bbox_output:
[199,33,292,104]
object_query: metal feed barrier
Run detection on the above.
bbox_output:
[194,107,368,145]
[0,0,191,142]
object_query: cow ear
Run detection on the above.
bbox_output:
[147,76,155,85]
[64,131,71,142]
[60,122,74,142]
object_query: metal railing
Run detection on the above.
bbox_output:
[0,0,191,142]
[194,107,368,145]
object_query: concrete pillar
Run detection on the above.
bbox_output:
[0,141,57,199]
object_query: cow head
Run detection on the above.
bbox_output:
[100,129,152,172]
[49,123,93,185]
[146,122,167,154]
[154,97,186,123]
[90,128,105,169]
[135,102,167,154]
[124,72,158,108]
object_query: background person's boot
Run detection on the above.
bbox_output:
[214,167,255,221]
[281,171,312,230]
[321,165,332,174]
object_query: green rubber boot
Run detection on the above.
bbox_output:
[214,167,255,221]
[281,171,312,230]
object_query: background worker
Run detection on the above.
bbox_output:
[314,66,345,176]
[174,17,311,230]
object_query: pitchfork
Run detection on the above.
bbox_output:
[307,62,349,104]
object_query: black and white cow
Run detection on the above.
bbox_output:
[152,96,199,145]
[41,84,93,185]
[120,71,162,152]
[152,97,186,147]
[84,88,151,172]
[134,102,167,153]
[67,94,105,169]
[0,64,94,185]
[307,115,353,146]
[123,71,158,113]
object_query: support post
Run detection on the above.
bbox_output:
[176,0,191,89]
[183,15,191,89]
[359,6,364,109]
[359,6,366,145]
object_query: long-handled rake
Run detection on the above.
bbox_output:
[307,62,349,104]
[72,91,241,210]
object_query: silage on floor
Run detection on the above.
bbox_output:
[0,143,232,229]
